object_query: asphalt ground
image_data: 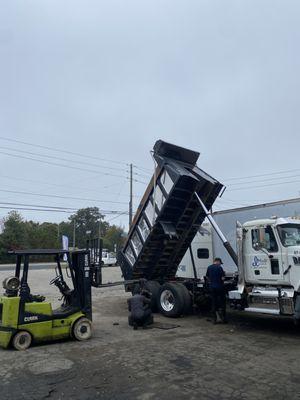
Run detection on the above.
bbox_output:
[0,266,300,400]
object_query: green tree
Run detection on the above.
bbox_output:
[103,225,126,252]
[0,208,127,263]
[68,207,109,248]
[0,211,27,262]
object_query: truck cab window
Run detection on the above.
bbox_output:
[277,224,300,247]
[251,226,278,252]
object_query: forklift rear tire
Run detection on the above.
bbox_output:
[12,331,32,351]
[72,318,92,341]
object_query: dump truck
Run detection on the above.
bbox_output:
[118,140,300,325]
[117,140,233,316]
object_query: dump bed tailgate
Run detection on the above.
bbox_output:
[118,141,223,281]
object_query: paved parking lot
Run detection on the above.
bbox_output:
[0,266,300,400]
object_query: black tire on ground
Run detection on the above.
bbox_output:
[173,282,192,314]
[144,280,161,312]
[132,283,141,295]
[157,282,185,317]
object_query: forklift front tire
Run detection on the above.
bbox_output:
[12,331,32,351]
[72,318,92,341]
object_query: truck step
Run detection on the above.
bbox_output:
[244,307,280,315]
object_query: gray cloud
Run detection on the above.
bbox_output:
[0,0,299,227]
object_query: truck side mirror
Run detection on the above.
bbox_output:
[254,242,271,257]
[253,242,262,250]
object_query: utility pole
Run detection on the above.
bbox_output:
[129,163,133,228]
[73,219,76,248]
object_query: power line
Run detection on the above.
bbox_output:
[133,164,153,174]
[0,136,128,166]
[0,206,73,213]
[0,188,129,204]
[223,168,300,182]
[227,173,300,187]
[0,206,129,214]
[0,145,127,173]
[0,201,77,210]
[0,174,142,198]
[228,178,300,191]
[106,211,129,222]
[0,150,127,179]
[133,179,148,185]
[133,171,152,179]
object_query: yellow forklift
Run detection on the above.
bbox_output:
[0,240,102,350]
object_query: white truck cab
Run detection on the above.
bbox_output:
[242,217,300,288]
[229,217,300,319]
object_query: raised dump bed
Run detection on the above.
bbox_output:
[118,140,223,283]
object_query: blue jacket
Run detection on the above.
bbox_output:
[206,264,225,289]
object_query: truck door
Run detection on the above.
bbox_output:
[245,225,283,282]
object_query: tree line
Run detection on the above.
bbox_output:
[0,207,126,263]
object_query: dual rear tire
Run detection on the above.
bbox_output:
[157,282,192,317]
[132,280,192,317]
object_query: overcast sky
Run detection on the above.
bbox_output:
[0,0,300,230]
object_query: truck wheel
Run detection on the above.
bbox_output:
[174,283,192,314]
[158,282,185,317]
[12,331,32,351]
[145,280,161,312]
[72,318,92,341]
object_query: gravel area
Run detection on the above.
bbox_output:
[0,266,300,400]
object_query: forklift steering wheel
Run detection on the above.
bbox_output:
[50,275,62,285]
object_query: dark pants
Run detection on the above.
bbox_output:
[210,287,226,322]
[132,308,152,326]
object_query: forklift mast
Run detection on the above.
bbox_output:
[87,237,103,287]
[71,250,92,320]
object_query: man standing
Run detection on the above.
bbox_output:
[206,257,227,324]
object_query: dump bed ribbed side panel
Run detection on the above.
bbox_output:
[117,141,223,281]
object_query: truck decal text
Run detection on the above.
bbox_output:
[252,256,268,267]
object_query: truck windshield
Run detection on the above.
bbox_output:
[277,224,300,247]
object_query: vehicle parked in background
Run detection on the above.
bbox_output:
[102,249,117,266]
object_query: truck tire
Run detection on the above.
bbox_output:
[132,283,141,295]
[173,282,192,314]
[72,317,92,341]
[158,282,185,317]
[12,331,32,351]
[145,280,161,312]
[131,281,160,312]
